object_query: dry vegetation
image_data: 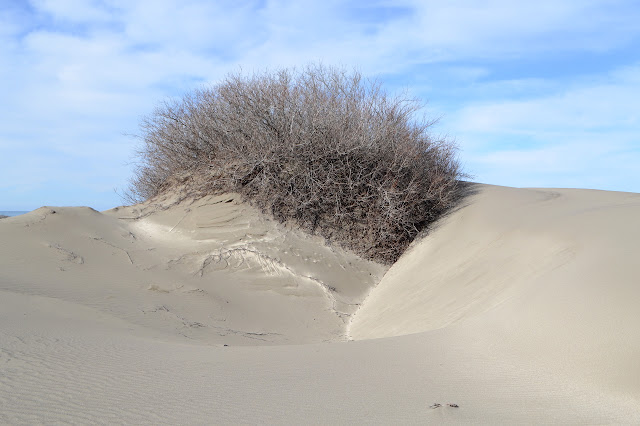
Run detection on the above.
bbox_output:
[128,64,463,263]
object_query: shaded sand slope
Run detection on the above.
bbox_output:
[1,184,639,423]
[0,192,385,346]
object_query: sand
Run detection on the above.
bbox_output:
[1,184,639,423]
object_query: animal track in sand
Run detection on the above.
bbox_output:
[146,283,205,295]
[47,243,84,265]
[90,237,134,264]
[430,403,459,409]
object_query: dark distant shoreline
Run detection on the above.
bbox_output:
[0,211,29,218]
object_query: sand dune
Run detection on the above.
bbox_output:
[1,184,639,423]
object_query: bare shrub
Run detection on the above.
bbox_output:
[129,64,464,263]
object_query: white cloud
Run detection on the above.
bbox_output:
[471,135,640,192]
[451,65,640,191]
[458,87,639,134]
[455,65,640,135]
[29,0,114,23]
[402,0,640,57]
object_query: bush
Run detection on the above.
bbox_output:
[128,64,463,264]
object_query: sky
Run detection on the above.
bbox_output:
[1,0,639,211]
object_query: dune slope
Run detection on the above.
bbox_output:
[1,184,639,423]
[0,191,385,346]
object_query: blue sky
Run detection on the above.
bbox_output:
[1,0,639,210]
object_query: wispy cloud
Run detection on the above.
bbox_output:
[1,0,639,209]
[452,64,640,191]
[457,69,640,134]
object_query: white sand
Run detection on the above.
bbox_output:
[1,184,639,423]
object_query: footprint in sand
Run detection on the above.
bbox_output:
[430,403,459,409]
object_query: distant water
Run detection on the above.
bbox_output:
[0,211,29,217]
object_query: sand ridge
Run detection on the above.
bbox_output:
[0,191,386,346]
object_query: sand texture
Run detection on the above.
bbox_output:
[1,184,639,423]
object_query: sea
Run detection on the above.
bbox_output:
[0,211,29,217]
